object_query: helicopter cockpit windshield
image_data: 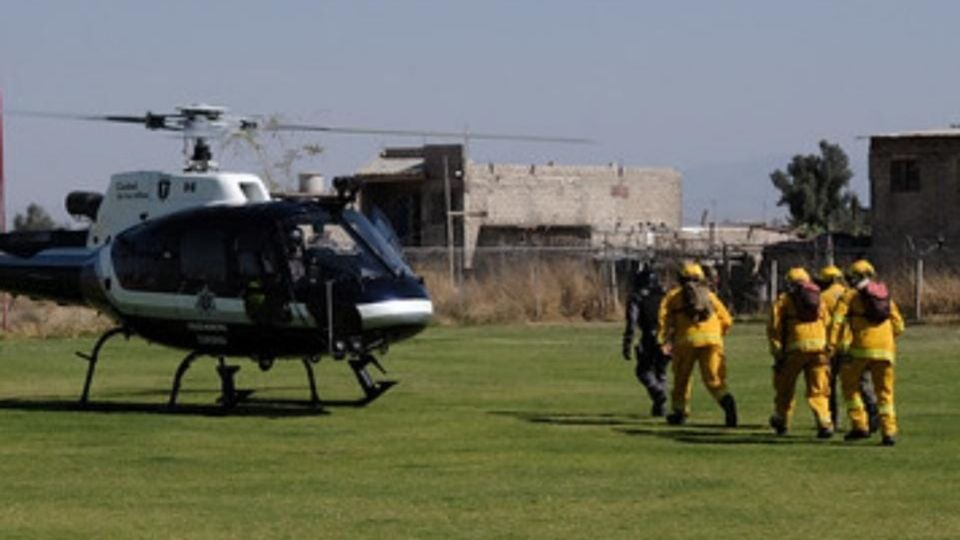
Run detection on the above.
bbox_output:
[341,209,412,277]
[282,208,411,284]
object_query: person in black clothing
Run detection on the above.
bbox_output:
[622,263,670,416]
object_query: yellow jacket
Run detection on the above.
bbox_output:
[828,285,905,362]
[821,282,851,352]
[657,286,732,348]
[767,292,829,356]
[821,282,846,314]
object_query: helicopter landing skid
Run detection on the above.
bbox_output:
[302,358,322,406]
[347,353,396,406]
[75,326,131,405]
[168,353,247,409]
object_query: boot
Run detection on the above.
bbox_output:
[666,410,687,425]
[817,426,834,439]
[844,429,870,441]
[881,435,896,446]
[720,394,738,427]
[651,396,666,417]
[769,414,787,435]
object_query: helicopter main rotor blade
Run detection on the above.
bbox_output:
[271,123,594,144]
[6,109,179,131]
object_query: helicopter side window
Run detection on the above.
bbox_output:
[300,222,365,278]
[237,252,261,280]
[180,230,229,295]
[112,227,180,293]
[233,232,279,286]
[306,224,358,254]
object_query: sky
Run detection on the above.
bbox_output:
[1,0,959,226]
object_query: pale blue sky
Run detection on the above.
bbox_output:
[2,1,959,225]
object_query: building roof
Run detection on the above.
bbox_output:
[870,127,960,139]
[355,156,425,180]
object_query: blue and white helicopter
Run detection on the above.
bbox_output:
[0,105,586,409]
[0,105,452,409]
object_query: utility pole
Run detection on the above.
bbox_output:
[1,89,8,331]
[443,154,456,287]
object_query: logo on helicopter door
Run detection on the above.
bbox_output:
[157,177,172,201]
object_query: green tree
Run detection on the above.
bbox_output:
[13,203,57,231]
[770,140,868,235]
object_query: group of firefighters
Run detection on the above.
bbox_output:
[622,258,904,446]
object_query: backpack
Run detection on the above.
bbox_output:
[791,281,821,323]
[860,281,891,323]
[682,281,713,322]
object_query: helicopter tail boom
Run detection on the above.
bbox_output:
[0,244,94,305]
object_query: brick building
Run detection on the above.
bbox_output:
[869,129,960,264]
[355,145,682,267]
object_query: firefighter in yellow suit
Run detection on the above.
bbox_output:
[827,259,905,446]
[657,262,737,427]
[818,265,878,430]
[767,267,834,438]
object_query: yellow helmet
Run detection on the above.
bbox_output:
[819,265,843,283]
[679,261,705,282]
[786,267,811,284]
[848,259,876,279]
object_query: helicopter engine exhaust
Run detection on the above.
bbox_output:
[65,191,103,221]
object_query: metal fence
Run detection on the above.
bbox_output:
[404,243,960,321]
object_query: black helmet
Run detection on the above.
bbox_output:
[634,262,660,290]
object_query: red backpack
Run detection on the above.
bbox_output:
[791,281,821,323]
[860,281,891,323]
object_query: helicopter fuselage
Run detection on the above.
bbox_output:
[0,171,432,361]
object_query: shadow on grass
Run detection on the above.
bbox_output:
[491,410,864,447]
[489,410,649,427]
[0,397,330,418]
[615,426,841,446]
[0,383,399,417]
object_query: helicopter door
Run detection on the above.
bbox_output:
[295,221,364,337]
[233,231,292,325]
[177,229,239,320]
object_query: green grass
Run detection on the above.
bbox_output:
[0,322,959,539]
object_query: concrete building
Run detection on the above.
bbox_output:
[356,145,682,266]
[675,224,797,256]
[869,129,960,263]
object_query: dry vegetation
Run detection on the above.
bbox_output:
[420,259,619,325]
[0,296,112,339]
[887,266,960,317]
[3,263,960,337]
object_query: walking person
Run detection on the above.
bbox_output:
[622,263,670,416]
[657,262,737,427]
[818,264,878,431]
[767,267,834,438]
[828,260,905,446]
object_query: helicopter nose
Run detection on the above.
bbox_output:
[354,277,433,331]
[356,297,433,330]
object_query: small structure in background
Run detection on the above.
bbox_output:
[867,127,960,319]
[869,128,959,266]
[355,144,682,269]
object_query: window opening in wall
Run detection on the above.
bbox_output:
[890,159,920,193]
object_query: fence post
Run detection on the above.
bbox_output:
[914,257,923,321]
[610,257,620,314]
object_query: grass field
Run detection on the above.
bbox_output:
[0,322,959,539]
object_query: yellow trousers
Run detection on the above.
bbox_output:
[671,344,727,414]
[772,351,832,429]
[840,358,897,437]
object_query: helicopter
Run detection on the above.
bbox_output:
[0,103,587,410]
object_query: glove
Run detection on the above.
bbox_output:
[621,342,632,361]
[772,357,784,373]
